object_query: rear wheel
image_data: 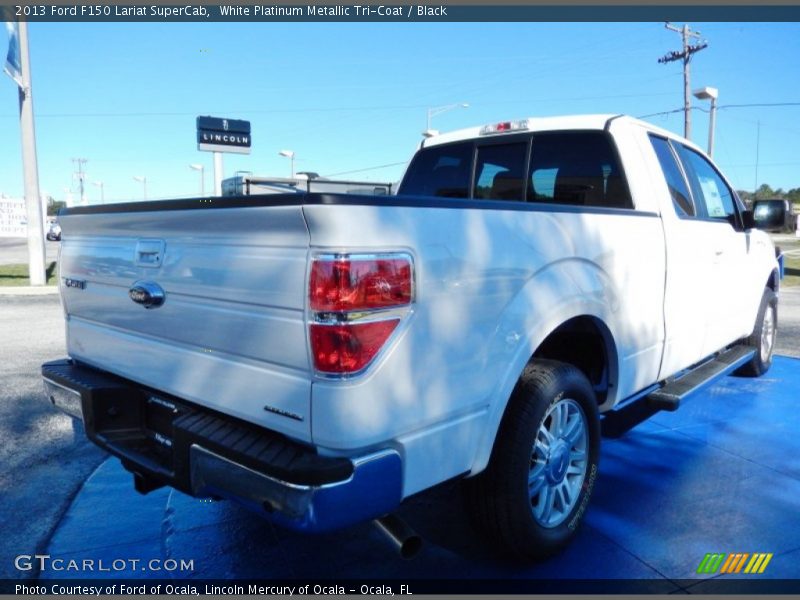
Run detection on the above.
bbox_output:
[465,360,600,560]
[735,287,778,377]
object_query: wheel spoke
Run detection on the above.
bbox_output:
[536,485,556,524]
[563,415,584,446]
[539,424,555,447]
[761,306,776,361]
[570,448,586,462]
[534,437,549,456]
[548,402,566,438]
[566,463,584,475]
[558,402,570,436]
[528,467,547,497]
[559,482,572,507]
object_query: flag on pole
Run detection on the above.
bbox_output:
[4,21,23,88]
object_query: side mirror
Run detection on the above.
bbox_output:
[742,209,756,230]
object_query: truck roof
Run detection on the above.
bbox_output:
[421,113,691,149]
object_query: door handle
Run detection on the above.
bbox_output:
[135,239,166,268]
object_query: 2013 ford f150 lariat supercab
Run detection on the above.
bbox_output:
[43,115,779,560]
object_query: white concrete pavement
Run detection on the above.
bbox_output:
[0,237,60,266]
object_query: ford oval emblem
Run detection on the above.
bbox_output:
[129,281,166,309]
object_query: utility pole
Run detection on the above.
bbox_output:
[754,120,761,196]
[8,21,47,285]
[658,22,708,139]
[72,158,88,205]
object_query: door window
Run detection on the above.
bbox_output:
[673,144,736,222]
[649,135,695,217]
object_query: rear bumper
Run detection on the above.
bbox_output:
[42,359,402,533]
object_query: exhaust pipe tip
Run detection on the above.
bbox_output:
[374,514,423,560]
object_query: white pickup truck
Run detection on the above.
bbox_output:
[43,115,779,560]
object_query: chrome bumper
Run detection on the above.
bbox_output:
[190,445,403,533]
[42,359,403,534]
[43,377,84,420]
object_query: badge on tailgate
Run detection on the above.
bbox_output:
[129,280,166,309]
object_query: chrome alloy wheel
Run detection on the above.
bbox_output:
[760,303,777,364]
[528,398,588,528]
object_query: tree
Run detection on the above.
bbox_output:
[46,196,66,216]
[754,183,775,199]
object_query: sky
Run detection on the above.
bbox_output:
[1,21,799,204]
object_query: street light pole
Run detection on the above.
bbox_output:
[692,86,719,156]
[279,150,295,178]
[707,94,718,157]
[92,181,104,203]
[189,163,205,195]
[424,102,469,137]
[133,175,147,200]
[213,152,223,196]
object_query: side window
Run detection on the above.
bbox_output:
[528,132,633,209]
[397,142,472,198]
[649,135,695,217]
[474,143,528,201]
[673,144,736,222]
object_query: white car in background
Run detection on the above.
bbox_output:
[46,220,61,241]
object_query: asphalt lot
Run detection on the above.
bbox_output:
[776,286,800,358]
[1,281,798,582]
[0,237,60,266]
[0,295,105,580]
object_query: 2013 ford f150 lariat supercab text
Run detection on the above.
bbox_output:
[43,115,779,559]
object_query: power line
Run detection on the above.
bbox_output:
[638,108,687,119]
[323,161,408,178]
[658,22,708,138]
[720,102,800,109]
[638,102,800,119]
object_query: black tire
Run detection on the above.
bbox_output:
[734,287,778,377]
[465,359,601,561]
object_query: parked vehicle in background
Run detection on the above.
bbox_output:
[222,173,393,196]
[43,114,779,561]
[753,198,797,233]
[45,220,61,241]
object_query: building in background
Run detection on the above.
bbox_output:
[0,195,51,238]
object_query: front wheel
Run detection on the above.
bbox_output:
[465,360,600,561]
[735,287,778,377]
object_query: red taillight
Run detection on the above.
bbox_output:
[310,320,399,374]
[310,258,412,312]
[309,254,413,376]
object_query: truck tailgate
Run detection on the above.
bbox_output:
[57,203,312,442]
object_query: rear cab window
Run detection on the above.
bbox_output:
[397,143,472,198]
[398,130,634,210]
[474,143,528,201]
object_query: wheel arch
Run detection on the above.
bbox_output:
[469,310,619,477]
[767,268,780,292]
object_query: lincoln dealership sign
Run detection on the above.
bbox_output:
[196,116,251,154]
